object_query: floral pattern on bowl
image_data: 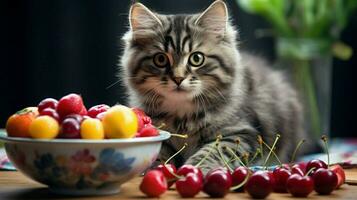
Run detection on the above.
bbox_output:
[29,148,134,190]
[0,131,170,196]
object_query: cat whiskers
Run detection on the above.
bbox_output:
[140,83,163,113]
[126,75,156,85]
[193,93,208,127]
[207,86,228,103]
[105,80,122,90]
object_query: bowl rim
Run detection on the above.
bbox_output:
[0,129,170,144]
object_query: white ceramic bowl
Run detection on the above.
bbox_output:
[0,130,170,196]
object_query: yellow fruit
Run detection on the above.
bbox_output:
[102,105,138,139]
[29,116,59,139]
[80,118,104,139]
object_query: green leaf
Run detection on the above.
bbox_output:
[236,0,270,14]
[301,0,314,28]
[236,0,293,36]
[236,0,257,13]
[335,0,347,30]
[271,0,284,13]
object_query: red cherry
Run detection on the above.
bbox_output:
[39,108,60,122]
[176,172,203,198]
[64,114,84,123]
[56,93,85,118]
[136,125,158,137]
[203,168,232,197]
[291,164,305,176]
[296,162,307,173]
[38,98,58,113]
[245,171,273,199]
[231,166,249,192]
[286,174,314,197]
[273,167,292,193]
[140,170,167,197]
[313,168,338,195]
[87,104,110,118]
[280,163,291,170]
[177,164,204,181]
[59,118,81,138]
[306,159,327,176]
[267,170,276,188]
[330,165,345,188]
[156,164,177,188]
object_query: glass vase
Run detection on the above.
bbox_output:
[275,37,333,139]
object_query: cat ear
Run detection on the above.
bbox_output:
[129,3,162,32]
[195,0,228,37]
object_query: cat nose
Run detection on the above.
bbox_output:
[172,77,185,86]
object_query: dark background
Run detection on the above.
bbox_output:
[0,0,356,137]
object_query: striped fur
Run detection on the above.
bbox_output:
[120,1,310,173]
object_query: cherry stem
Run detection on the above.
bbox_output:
[170,133,188,139]
[230,171,250,191]
[263,134,281,169]
[230,138,242,160]
[156,123,166,129]
[257,135,264,159]
[163,143,187,180]
[290,139,305,164]
[164,165,182,179]
[261,141,282,166]
[195,136,221,168]
[247,148,261,167]
[216,144,233,172]
[242,153,249,166]
[164,143,188,165]
[224,146,246,168]
[305,167,316,177]
[321,135,330,167]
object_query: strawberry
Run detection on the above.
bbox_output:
[79,105,88,116]
[56,93,86,118]
[132,107,152,131]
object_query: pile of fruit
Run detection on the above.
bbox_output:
[140,135,346,199]
[6,93,159,139]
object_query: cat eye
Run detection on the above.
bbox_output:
[153,53,169,68]
[189,52,205,67]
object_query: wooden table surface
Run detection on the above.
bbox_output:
[0,169,356,200]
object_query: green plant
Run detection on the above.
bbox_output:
[237,0,356,59]
[236,0,357,138]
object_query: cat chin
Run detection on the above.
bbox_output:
[162,89,193,99]
[171,87,191,94]
[160,93,197,117]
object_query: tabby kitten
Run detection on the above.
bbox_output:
[120,1,309,172]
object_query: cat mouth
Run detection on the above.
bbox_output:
[173,86,187,92]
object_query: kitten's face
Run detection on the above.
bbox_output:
[122,1,240,115]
